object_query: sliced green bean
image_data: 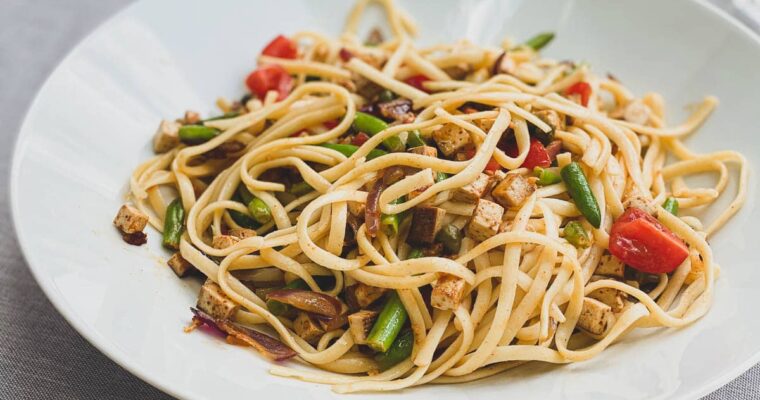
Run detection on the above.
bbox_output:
[378,89,397,102]
[366,291,408,353]
[406,248,424,260]
[436,223,462,253]
[406,130,427,148]
[248,197,272,225]
[375,329,413,370]
[521,32,555,51]
[381,214,399,237]
[534,167,562,186]
[178,125,220,144]
[663,197,679,216]
[352,112,405,152]
[564,221,590,248]
[202,112,240,122]
[289,181,314,196]
[561,162,602,228]
[435,172,449,183]
[318,143,387,160]
[162,198,185,250]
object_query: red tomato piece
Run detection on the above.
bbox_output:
[245,64,294,101]
[609,207,689,274]
[503,139,551,169]
[404,75,431,92]
[565,82,592,107]
[484,157,501,172]
[290,130,309,137]
[323,119,340,130]
[262,35,298,59]
[339,48,354,62]
[351,132,370,146]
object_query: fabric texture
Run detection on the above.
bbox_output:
[0,0,755,398]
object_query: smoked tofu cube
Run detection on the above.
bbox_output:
[354,283,387,308]
[408,206,446,244]
[433,123,471,157]
[152,120,181,153]
[491,174,536,208]
[408,145,438,158]
[228,228,257,239]
[167,252,193,277]
[466,199,504,242]
[212,235,240,249]
[595,254,625,279]
[348,310,378,345]
[294,312,325,344]
[452,173,491,204]
[577,297,616,337]
[113,204,148,234]
[587,278,627,313]
[431,274,467,311]
[197,280,238,320]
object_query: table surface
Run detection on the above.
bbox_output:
[1,0,758,398]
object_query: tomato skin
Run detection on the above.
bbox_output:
[262,35,298,59]
[245,64,294,101]
[565,81,592,106]
[351,132,370,146]
[404,75,431,92]
[484,157,500,172]
[609,207,689,274]
[503,139,551,169]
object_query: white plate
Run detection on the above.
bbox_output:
[10,0,760,399]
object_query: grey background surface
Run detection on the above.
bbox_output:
[0,0,757,399]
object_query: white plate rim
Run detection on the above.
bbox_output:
[8,1,760,399]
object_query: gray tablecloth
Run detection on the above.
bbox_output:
[0,0,757,399]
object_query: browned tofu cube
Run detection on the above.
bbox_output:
[167,252,193,277]
[348,310,378,345]
[491,174,536,208]
[113,204,148,234]
[452,173,491,204]
[408,145,438,158]
[475,118,495,133]
[588,286,626,313]
[577,297,616,337]
[466,199,504,242]
[152,120,181,153]
[293,312,325,344]
[408,206,446,244]
[212,235,240,249]
[595,254,625,279]
[431,274,467,310]
[354,283,387,308]
[228,228,257,239]
[433,123,471,157]
[197,280,238,320]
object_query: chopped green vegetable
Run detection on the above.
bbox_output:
[436,223,462,253]
[564,220,590,248]
[378,89,397,102]
[162,198,185,250]
[534,167,562,186]
[366,291,408,352]
[521,32,555,51]
[375,329,413,370]
[289,181,314,196]
[663,197,679,216]
[435,172,449,183]
[202,112,240,122]
[406,130,427,148]
[352,112,405,152]
[248,197,272,225]
[318,143,387,160]
[561,162,602,228]
[178,125,220,144]
[406,248,424,260]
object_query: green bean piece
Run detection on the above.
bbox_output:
[266,279,310,316]
[202,112,240,122]
[564,221,590,248]
[406,130,427,148]
[436,223,463,253]
[366,291,409,352]
[318,143,387,160]
[521,32,555,51]
[230,191,258,228]
[289,181,314,196]
[561,162,602,228]
[663,197,679,216]
[178,125,220,144]
[435,172,449,183]
[375,329,414,370]
[381,214,400,237]
[406,248,424,260]
[238,185,254,205]
[248,197,272,225]
[162,198,185,250]
[534,167,562,186]
[378,89,397,102]
[352,112,405,152]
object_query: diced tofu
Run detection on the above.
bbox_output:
[167,252,193,277]
[354,283,387,308]
[475,118,495,133]
[491,174,536,208]
[183,110,201,125]
[212,235,240,249]
[408,206,446,244]
[433,123,471,157]
[408,145,438,158]
[587,278,626,312]
[431,274,467,311]
[293,312,325,344]
[228,228,257,239]
[595,254,625,279]
[347,201,366,217]
[466,199,504,241]
[113,204,148,234]
[452,173,491,204]
[348,310,378,345]
[152,120,181,153]
[577,297,616,337]
[197,280,238,320]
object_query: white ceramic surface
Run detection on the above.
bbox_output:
[10,0,760,399]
